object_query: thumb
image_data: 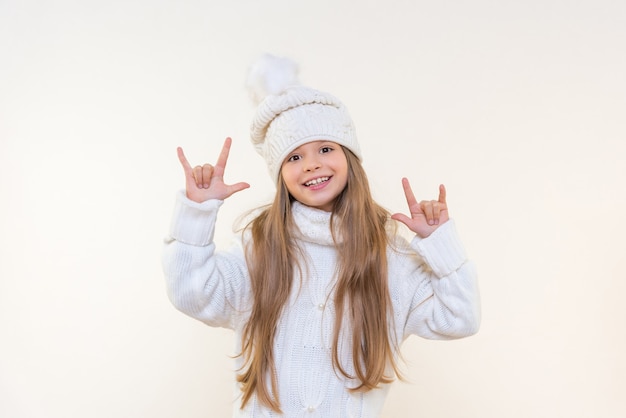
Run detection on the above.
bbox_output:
[391,213,412,227]
[226,182,251,197]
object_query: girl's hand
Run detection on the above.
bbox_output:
[177,137,250,203]
[391,178,449,238]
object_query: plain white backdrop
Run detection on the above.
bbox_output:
[1,0,625,417]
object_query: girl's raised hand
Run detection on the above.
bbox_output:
[177,137,250,203]
[391,178,449,238]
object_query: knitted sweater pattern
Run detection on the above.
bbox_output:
[163,193,480,417]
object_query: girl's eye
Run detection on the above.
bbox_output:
[320,146,332,153]
[287,154,301,162]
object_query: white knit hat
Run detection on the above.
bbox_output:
[246,54,362,182]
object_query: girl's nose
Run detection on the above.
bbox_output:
[304,157,321,172]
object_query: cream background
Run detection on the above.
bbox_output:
[1,0,625,417]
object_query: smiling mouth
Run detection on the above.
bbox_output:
[304,176,330,186]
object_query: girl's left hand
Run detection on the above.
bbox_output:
[391,178,449,238]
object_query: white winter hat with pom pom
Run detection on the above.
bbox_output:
[246,53,362,182]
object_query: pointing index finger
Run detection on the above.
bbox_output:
[213,137,233,178]
[438,184,447,204]
[401,177,419,209]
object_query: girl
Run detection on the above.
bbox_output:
[163,55,480,417]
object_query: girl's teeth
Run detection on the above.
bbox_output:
[306,177,329,186]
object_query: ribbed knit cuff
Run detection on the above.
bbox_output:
[167,190,224,246]
[411,220,468,278]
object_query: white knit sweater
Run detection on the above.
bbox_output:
[162,192,480,417]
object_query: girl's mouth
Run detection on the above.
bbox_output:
[304,176,330,187]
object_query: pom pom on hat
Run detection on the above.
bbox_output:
[245,54,300,105]
[246,53,362,182]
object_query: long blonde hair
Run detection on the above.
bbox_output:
[238,148,401,413]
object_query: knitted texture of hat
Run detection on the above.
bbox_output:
[246,54,362,181]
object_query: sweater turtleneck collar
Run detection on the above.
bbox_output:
[291,201,338,246]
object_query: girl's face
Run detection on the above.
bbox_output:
[280,141,348,212]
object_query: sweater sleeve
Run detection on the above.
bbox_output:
[161,191,251,330]
[395,219,481,340]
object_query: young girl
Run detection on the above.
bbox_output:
[163,54,480,417]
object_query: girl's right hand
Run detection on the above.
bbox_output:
[177,137,250,203]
